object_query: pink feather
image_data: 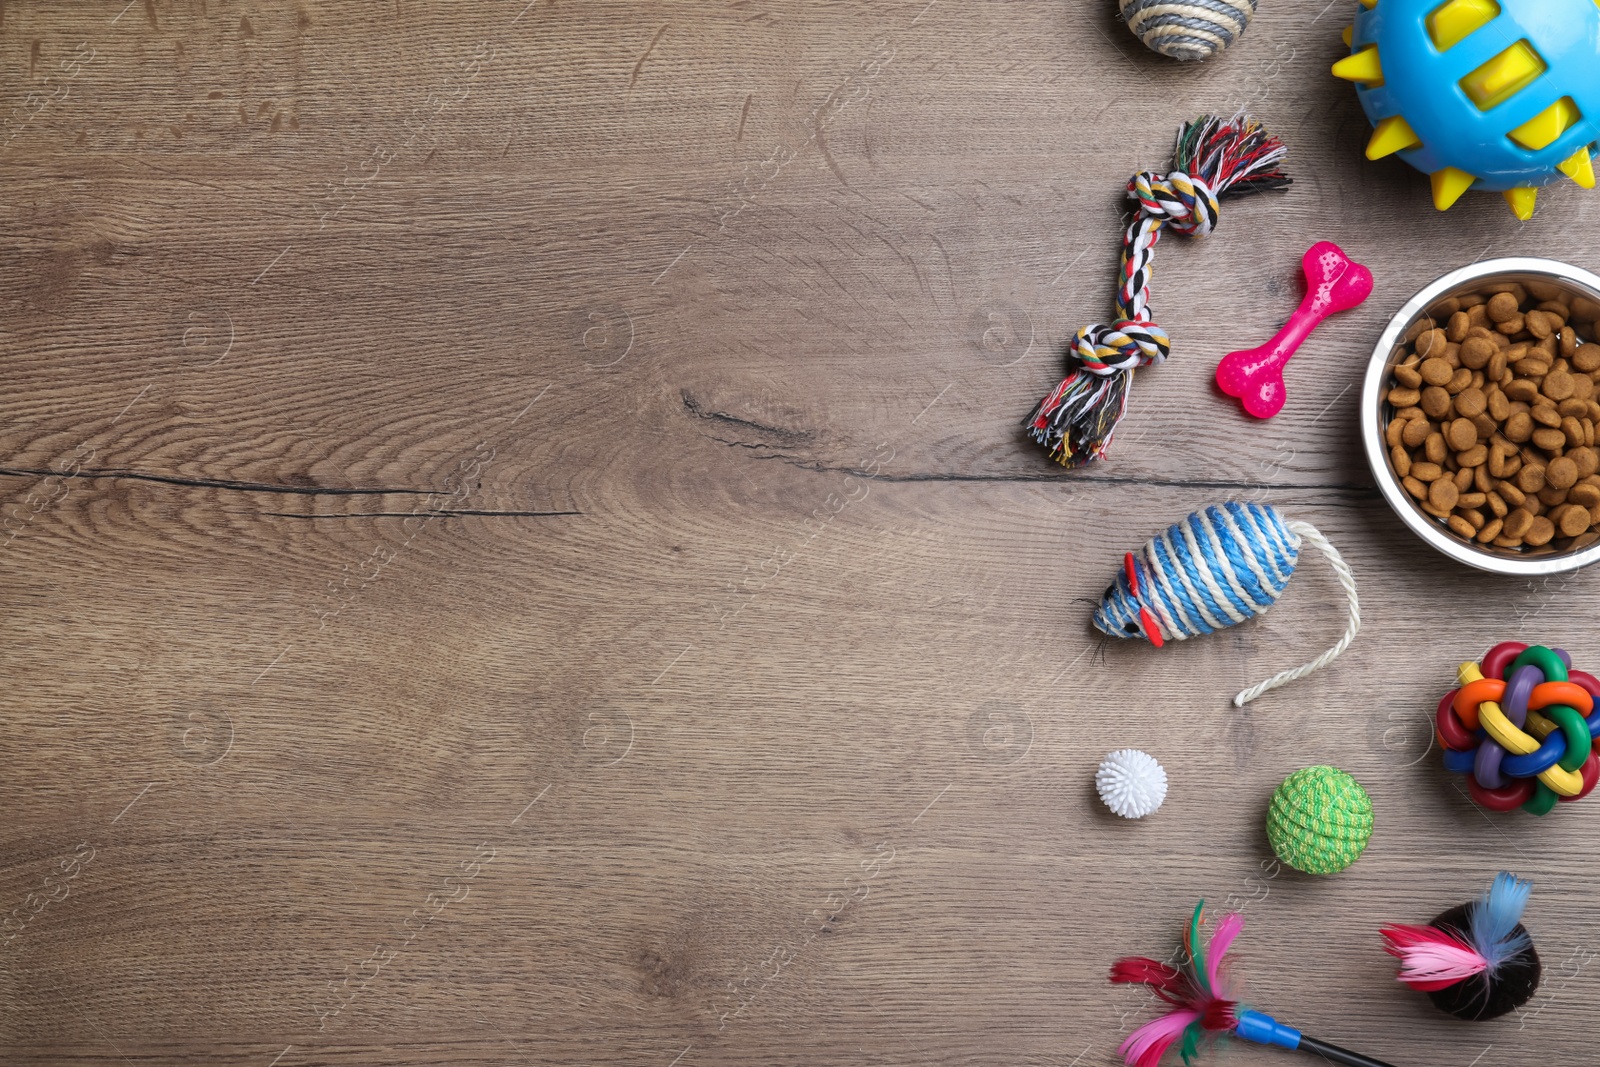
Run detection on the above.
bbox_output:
[1204,912,1243,993]
[1119,1008,1201,1067]
[1382,923,1489,992]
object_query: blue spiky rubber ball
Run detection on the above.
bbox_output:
[1333,0,1600,219]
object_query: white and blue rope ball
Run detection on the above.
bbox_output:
[1094,502,1301,644]
[1118,0,1257,62]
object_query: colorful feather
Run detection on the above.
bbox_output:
[1467,871,1532,972]
[1111,903,1241,1067]
[1380,924,1488,991]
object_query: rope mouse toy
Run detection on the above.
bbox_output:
[1092,502,1360,706]
[1025,115,1290,468]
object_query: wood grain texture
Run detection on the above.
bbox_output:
[3,1,1600,1064]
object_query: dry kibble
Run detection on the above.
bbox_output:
[1540,483,1571,507]
[1454,387,1487,418]
[1547,455,1579,490]
[1420,357,1453,385]
[1488,292,1520,322]
[1506,379,1540,403]
[1460,336,1496,369]
[1533,427,1567,451]
[1388,285,1600,550]
[1419,386,1452,418]
[1571,482,1600,507]
[1504,508,1535,538]
[1544,369,1576,400]
[1560,505,1592,537]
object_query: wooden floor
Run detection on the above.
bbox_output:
[4,2,1600,1064]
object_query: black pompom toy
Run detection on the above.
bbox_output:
[1382,872,1540,1021]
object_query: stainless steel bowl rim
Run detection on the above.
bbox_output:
[1362,257,1600,577]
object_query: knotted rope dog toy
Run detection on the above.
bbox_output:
[1025,115,1289,468]
[1092,502,1359,706]
[1437,642,1600,815]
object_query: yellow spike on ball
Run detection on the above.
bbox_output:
[1332,45,1384,85]
[1366,115,1422,160]
[1503,187,1538,220]
[1431,167,1478,210]
[1560,147,1597,189]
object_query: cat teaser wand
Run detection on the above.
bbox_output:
[1110,902,1398,1067]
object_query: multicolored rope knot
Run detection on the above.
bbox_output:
[1438,642,1600,816]
[1025,115,1289,468]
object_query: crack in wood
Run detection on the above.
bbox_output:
[0,466,442,497]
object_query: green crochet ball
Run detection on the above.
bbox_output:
[1266,766,1373,875]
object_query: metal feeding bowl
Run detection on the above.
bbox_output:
[1362,257,1600,575]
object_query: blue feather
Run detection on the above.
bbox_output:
[1468,872,1532,973]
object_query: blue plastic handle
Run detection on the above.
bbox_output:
[1235,1009,1302,1050]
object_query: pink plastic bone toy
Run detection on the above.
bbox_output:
[1215,241,1373,419]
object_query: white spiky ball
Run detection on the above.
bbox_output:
[1096,749,1168,819]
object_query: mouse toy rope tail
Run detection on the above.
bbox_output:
[1233,520,1361,707]
[1025,114,1289,468]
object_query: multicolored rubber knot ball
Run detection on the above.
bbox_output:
[1266,766,1373,874]
[1438,641,1600,815]
[1333,0,1600,219]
